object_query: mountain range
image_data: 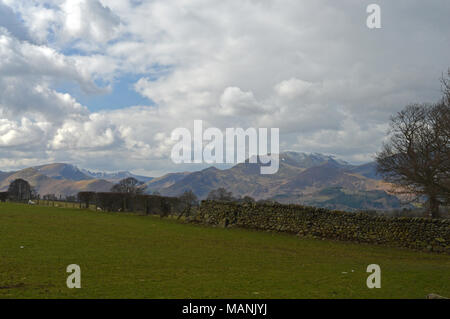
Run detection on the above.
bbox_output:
[0,152,403,211]
[0,163,152,199]
[152,152,401,211]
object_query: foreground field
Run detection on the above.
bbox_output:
[0,202,449,298]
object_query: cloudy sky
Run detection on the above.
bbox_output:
[0,0,449,176]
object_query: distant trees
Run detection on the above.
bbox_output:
[110,177,147,211]
[77,191,96,208]
[205,189,258,204]
[207,188,235,201]
[43,194,57,201]
[0,192,8,202]
[96,192,124,211]
[7,179,33,201]
[75,190,182,217]
[376,72,450,218]
[177,190,198,219]
[179,190,198,207]
[111,177,147,195]
[159,197,171,217]
[65,195,77,202]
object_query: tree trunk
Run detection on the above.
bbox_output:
[429,195,440,219]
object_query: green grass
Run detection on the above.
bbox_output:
[0,202,449,299]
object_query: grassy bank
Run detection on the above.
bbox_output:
[0,202,449,298]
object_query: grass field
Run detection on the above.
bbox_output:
[0,202,449,298]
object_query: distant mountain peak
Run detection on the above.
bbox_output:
[282,151,349,164]
[34,163,92,181]
[81,169,153,183]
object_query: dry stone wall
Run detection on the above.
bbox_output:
[197,201,450,253]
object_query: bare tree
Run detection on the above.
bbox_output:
[178,190,198,219]
[206,188,234,201]
[441,68,450,106]
[111,177,147,195]
[376,102,450,218]
[7,179,33,201]
[179,190,198,206]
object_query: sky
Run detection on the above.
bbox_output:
[0,0,449,177]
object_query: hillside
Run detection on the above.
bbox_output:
[157,152,399,211]
[145,171,191,192]
[0,166,114,197]
[34,163,92,181]
[0,163,158,197]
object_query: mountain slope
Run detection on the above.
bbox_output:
[162,153,351,198]
[295,187,402,211]
[0,168,52,191]
[348,162,382,180]
[279,162,360,192]
[0,163,154,197]
[82,170,153,183]
[146,172,191,193]
[0,166,113,197]
[35,163,92,181]
[159,152,399,210]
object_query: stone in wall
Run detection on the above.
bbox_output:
[196,201,450,254]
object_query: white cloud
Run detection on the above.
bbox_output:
[274,78,320,99]
[3,0,121,48]
[0,117,48,147]
[61,0,121,46]
[0,0,449,173]
[219,87,265,116]
[51,114,117,150]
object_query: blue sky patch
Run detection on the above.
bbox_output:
[56,74,154,111]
